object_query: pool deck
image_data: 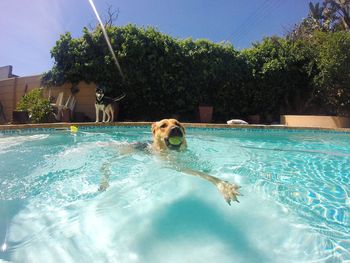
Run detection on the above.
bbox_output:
[1,122,350,133]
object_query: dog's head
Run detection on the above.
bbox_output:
[96,88,105,101]
[152,119,187,151]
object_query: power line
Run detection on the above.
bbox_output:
[233,0,284,47]
[227,0,273,41]
[234,0,282,43]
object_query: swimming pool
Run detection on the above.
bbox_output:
[0,126,349,262]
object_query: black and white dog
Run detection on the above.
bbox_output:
[95,88,126,122]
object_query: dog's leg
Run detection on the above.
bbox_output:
[95,105,99,122]
[110,108,114,122]
[176,166,241,205]
[106,110,111,122]
[102,109,106,122]
[99,160,112,191]
[98,144,138,191]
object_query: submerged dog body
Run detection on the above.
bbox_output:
[95,88,125,122]
[99,119,241,205]
[151,119,241,204]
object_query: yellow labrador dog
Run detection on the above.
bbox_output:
[99,119,241,205]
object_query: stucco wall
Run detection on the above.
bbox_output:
[44,82,96,120]
[281,115,350,128]
[0,75,97,123]
[0,75,41,123]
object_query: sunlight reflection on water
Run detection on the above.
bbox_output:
[0,128,349,262]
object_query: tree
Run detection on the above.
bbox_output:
[326,0,350,30]
[41,1,350,121]
[312,31,350,115]
[242,37,318,118]
[289,2,332,40]
[42,24,248,121]
[288,0,350,41]
[41,32,86,87]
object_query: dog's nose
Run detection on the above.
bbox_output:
[169,126,183,137]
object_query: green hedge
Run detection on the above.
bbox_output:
[42,25,350,121]
[42,25,253,121]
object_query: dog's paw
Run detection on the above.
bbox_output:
[98,181,109,192]
[216,181,241,205]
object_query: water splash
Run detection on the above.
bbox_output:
[87,0,124,80]
[1,221,9,252]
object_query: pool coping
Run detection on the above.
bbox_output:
[1,122,350,133]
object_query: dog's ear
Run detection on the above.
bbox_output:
[181,125,186,134]
[151,122,157,135]
[177,122,186,134]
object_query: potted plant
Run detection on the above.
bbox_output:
[197,83,214,123]
[198,105,213,123]
[12,110,29,124]
[247,114,261,124]
[15,88,52,123]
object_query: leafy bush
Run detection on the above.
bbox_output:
[42,24,249,121]
[312,31,350,115]
[16,89,52,123]
[42,23,350,121]
[242,37,319,118]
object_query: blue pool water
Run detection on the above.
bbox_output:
[0,127,349,263]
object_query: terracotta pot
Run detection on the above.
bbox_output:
[198,106,213,123]
[247,114,260,124]
[12,111,29,124]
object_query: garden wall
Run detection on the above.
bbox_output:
[0,75,97,123]
[44,82,96,121]
[0,75,40,123]
[281,115,350,128]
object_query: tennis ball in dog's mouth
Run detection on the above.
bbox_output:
[168,136,182,145]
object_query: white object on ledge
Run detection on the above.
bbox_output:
[227,119,248,125]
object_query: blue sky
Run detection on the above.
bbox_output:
[0,0,312,77]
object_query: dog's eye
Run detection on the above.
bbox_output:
[160,123,167,129]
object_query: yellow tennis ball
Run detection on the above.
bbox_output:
[70,126,78,133]
[168,136,182,145]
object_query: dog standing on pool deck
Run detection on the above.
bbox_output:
[99,119,241,205]
[95,88,125,122]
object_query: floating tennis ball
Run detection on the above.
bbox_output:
[168,136,182,145]
[70,125,78,133]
